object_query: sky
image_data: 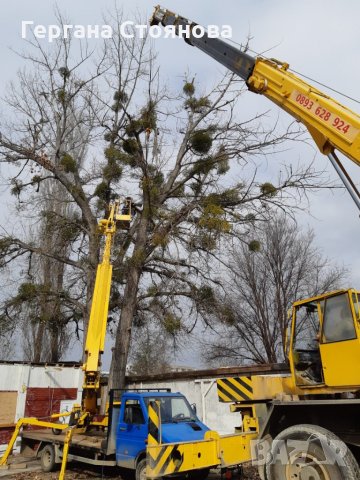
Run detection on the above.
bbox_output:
[0,0,359,368]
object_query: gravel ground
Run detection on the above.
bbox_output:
[1,458,260,480]
[8,469,260,479]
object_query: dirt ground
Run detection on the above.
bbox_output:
[3,462,260,480]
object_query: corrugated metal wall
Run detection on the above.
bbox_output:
[0,363,83,452]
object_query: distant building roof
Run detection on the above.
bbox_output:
[126,363,288,383]
[0,360,82,368]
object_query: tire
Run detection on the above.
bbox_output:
[187,468,210,480]
[119,468,135,480]
[266,424,360,480]
[258,464,268,480]
[40,444,56,473]
[135,458,147,480]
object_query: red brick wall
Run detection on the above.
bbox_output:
[0,387,78,444]
[0,428,15,445]
[24,387,78,418]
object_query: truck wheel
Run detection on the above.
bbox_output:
[136,458,147,480]
[41,444,56,472]
[258,464,268,480]
[119,468,135,480]
[266,424,360,480]
[187,468,210,480]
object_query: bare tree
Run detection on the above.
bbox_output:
[202,214,348,365]
[128,322,172,376]
[0,12,108,360]
[0,9,329,387]
[0,309,15,359]
[19,191,77,362]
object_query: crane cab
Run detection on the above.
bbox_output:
[289,288,360,388]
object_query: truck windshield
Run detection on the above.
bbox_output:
[145,396,196,423]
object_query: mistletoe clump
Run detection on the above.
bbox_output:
[248,240,261,252]
[60,153,77,173]
[123,139,139,155]
[260,182,277,197]
[183,81,195,96]
[190,130,212,154]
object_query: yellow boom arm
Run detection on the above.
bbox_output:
[82,198,131,414]
[0,199,132,480]
[150,6,360,209]
[247,58,360,163]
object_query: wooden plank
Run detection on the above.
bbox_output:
[22,429,106,450]
[0,392,17,425]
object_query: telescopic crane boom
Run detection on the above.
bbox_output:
[0,198,132,480]
[151,6,360,210]
[82,198,131,415]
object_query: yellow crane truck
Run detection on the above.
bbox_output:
[145,6,360,480]
[0,199,133,479]
[0,200,215,480]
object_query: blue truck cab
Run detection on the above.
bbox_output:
[109,389,210,480]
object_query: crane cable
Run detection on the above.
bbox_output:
[287,68,360,106]
[226,39,360,106]
[224,37,360,213]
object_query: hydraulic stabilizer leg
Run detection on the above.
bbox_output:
[0,417,69,466]
[0,419,23,466]
[328,152,360,213]
[59,427,74,480]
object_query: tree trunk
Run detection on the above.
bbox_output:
[49,320,60,362]
[33,322,45,362]
[109,263,142,389]
[109,209,149,390]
